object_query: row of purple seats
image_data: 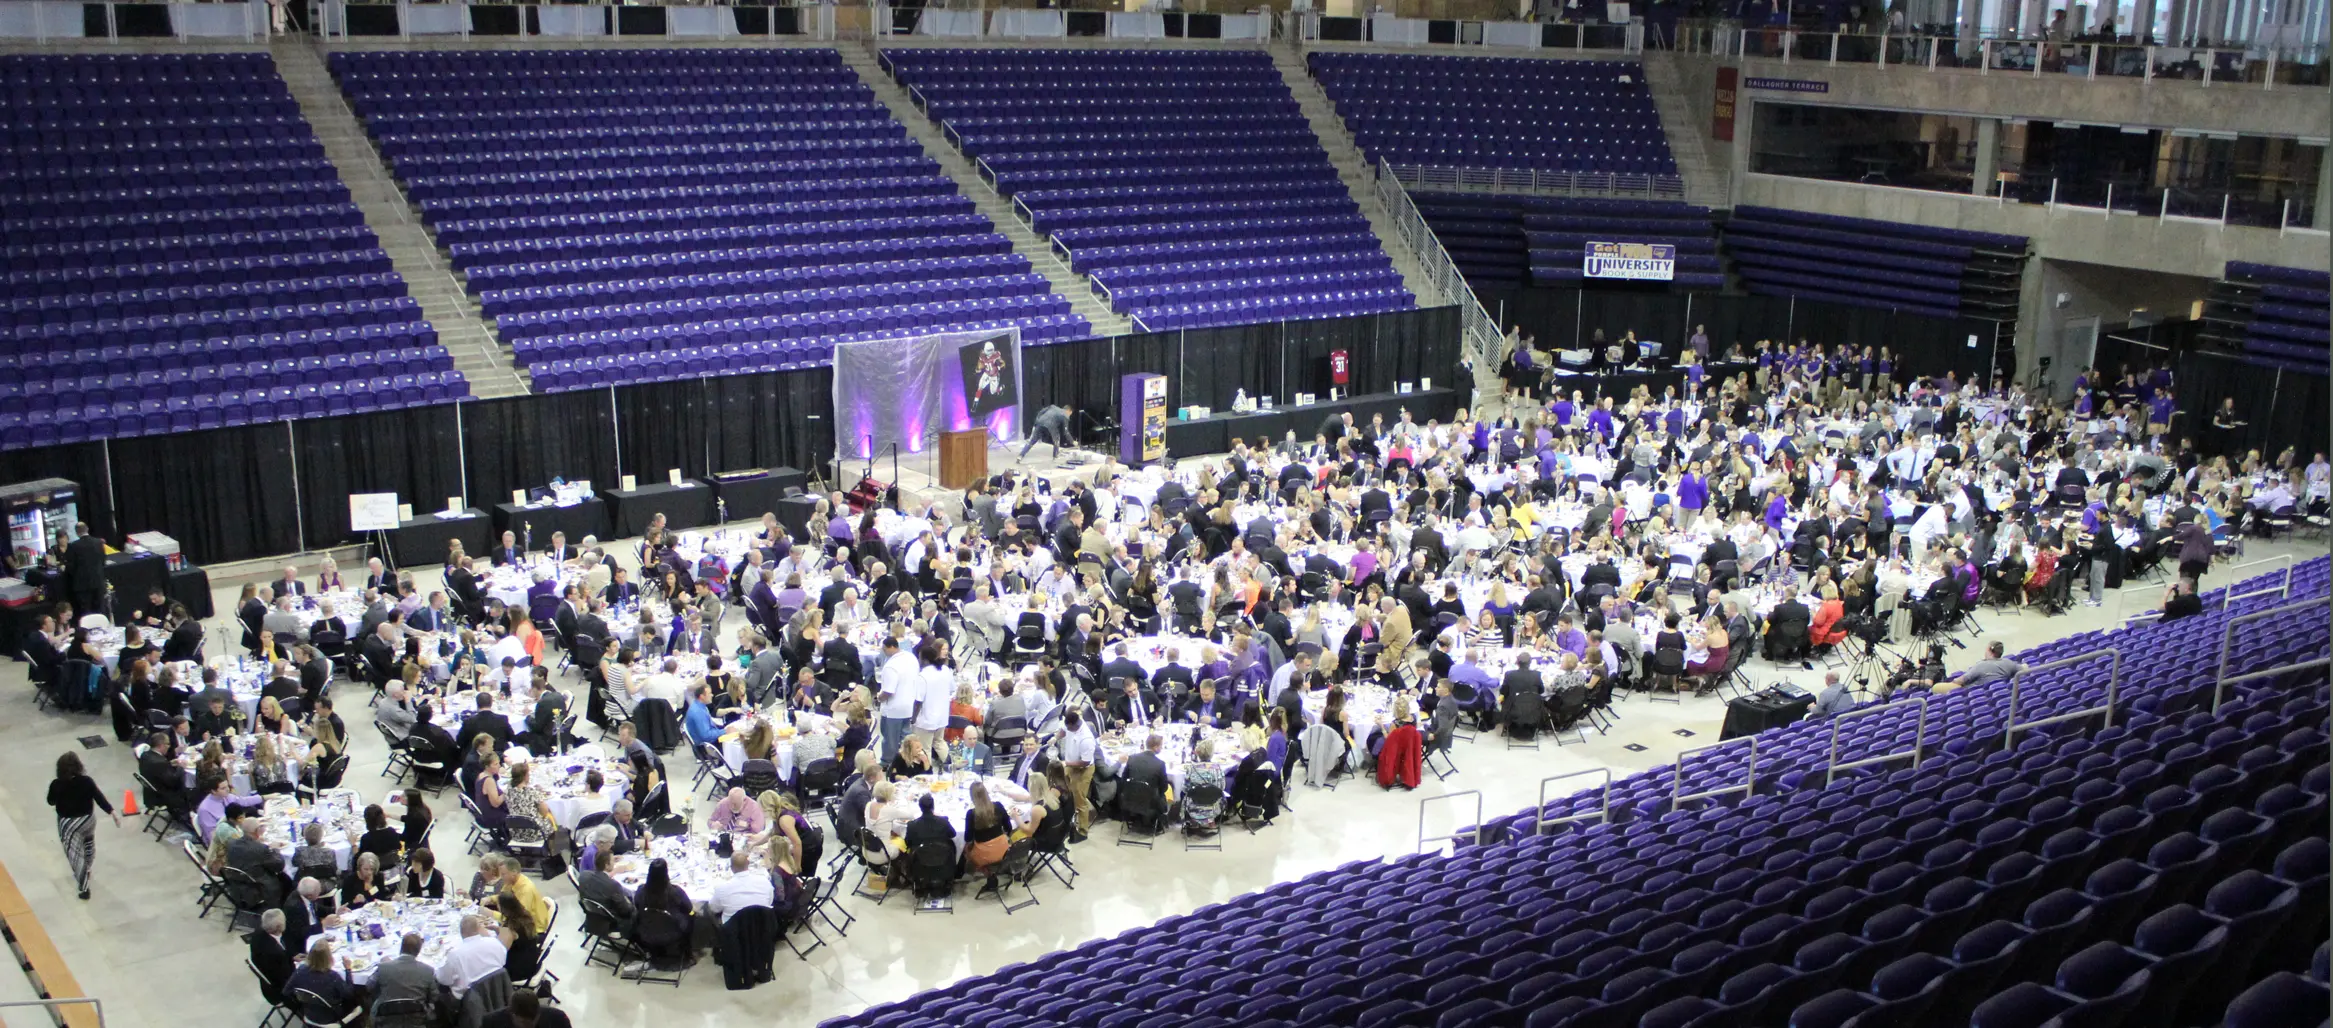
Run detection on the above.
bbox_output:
[2,348,454,409]
[5,249,392,297]
[333,47,848,68]
[5,322,440,371]
[1311,51,1677,177]
[401,157,939,201]
[460,234,1014,293]
[1134,287,1413,331]
[1,225,378,271]
[1361,141,1677,174]
[494,275,1053,340]
[364,101,878,132]
[1111,269,1408,311]
[1102,252,1394,290]
[0,115,316,140]
[1033,198,1359,235]
[3,79,286,99]
[928,97,1298,118]
[0,373,472,447]
[981,146,1328,176]
[3,139,324,166]
[5,202,367,245]
[1054,213,1372,252]
[445,214,996,270]
[434,202,982,251]
[508,297,1080,366]
[394,139,924,179]
[995,162,1338,194]
[1,100,299,123]
[416,177,958,223]
[371,123,902,160]
[476,253,1032,317]
[956,128,1318,158]
[525,312,1092,391]
[1067,231,1386,275]
[1014,180,1350,213]
[5,182,351,219]
[355,84,868,107]
[3,272,407,326]
[3,296,425,349]
[0,158,337,192]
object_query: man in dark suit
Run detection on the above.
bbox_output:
[249,910,297,1004]
[522,671,567,753]
[575,600,612,651]
[1499,665,1543,715]
[1007,734,1050,789]
[1258,596,1296,656]
[490,531,523,567]
[443,558,482,619]
[357,623,399,688]
[137,732,190,821]
[1098,643,1146,690]
[1121,734,1172,808]
[281,877,337,953]
[553,586,584,643]
[455,690,514,756]
[903,794,957,854]
[1763,587,1813,660]
[1149,648,1196,696]
[407,592,453,635]
[666,611,713,656]
[63,524,108,621]
[600,567,640,608]
[162,608,205,664]
[1107,678,1161,731]
[1178,679,1235,729]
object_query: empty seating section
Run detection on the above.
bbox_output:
[2221,262,2330,374]
[1725,206,2029,322]
[329,49,1090,393]
[883,49,1412,332]
[0,53,465,448]
[828,557,2331,1028]
[1308,52,1675,178]
[1413,193,1722,289]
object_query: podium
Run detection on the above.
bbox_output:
[938,429,989,490]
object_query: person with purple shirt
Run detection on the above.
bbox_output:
[1551,393,1576,432]
[1678,464,1709,527]
[1586,398,1615,441]
[1552,614,1588,658]
[2146,391,2175,443]
[1764,489,1790,531]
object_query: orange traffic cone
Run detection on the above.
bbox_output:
[121,789,138,817]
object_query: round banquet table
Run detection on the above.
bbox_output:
[332,897,484,985]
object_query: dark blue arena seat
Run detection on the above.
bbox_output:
[330,47,1093,392]
[883,48,1413,332]
[1725,206,2029,320]
[0,52,468,448]
[1308,52,1676,179]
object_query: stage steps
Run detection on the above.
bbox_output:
[272,40,531,399]
[844,42,1129,341]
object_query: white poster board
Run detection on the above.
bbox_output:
[349,492,402,532]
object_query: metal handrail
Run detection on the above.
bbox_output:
[0,998,103,1028]
[1825,694,1929,785]
[1672,735,1758,805]
[1371,155,1503,375]
[2220,554,2297,609]
[2214,595,2333,712]
[1417,789,1485,855]
[2004,647,2122,745]
[2215,657,2333,697]
[1535,768,1613,834]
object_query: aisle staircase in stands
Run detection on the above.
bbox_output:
[846,43,1130,341]
[271,41,531,398]
[1639,52,1729,210]
[1269,46,1448,309]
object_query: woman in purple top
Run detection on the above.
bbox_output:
[1678,464,1709,525]
[1764,490,1790,531]
[1876,347,1894,383]
[1471,417,1492,456]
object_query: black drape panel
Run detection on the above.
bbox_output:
[462,390,619,511]
[617,379,716,482]
[1023,338,1117,418]
[1369,306,1462,395]
[1281,316,1354,400]
[110,423,299,564]
[0,442,111,538]
[1116,330,1181,413]
[292,405,466,551]
[1580,287,1691,353]
[704,365,834,478]
[1179,323,1277,412]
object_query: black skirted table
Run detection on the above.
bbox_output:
[104,551,171,610]
[1548,359,1756,402]
[492,498,610,549]
[379,509,493,570]
[1164,388,1463,458]
[602,480,714,537]
[170,565,214,621]
[707,468,809,523]
[1720,688,1815,740]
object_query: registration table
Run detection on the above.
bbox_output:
[379,508,493,570]
[1163,388,1462,458]
[708,468,809,523]
[602,479,714,537]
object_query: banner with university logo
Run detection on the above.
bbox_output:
[1582,241,1677,282]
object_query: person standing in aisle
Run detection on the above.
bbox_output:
[45,752,118,901]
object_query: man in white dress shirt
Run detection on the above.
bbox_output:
[875,637,919,763]
[434,915,508,999]
[708,850,774,924]
[912,640,955,752]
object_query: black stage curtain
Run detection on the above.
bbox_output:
[111,423,300,565]
[293,405,467,552]
[9,308,1463,565]
[460,390,620,515]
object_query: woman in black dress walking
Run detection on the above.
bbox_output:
[45,752,118,900]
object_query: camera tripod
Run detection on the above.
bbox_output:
[1844,631,1911,702]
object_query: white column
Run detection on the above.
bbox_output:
[1971,117,2001,195]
